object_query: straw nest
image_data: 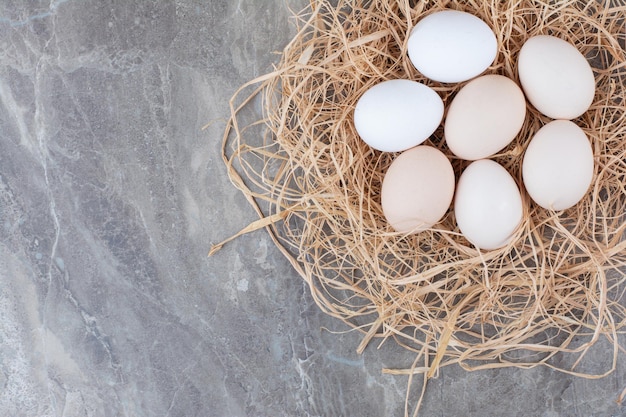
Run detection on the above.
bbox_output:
[214,0,626,409]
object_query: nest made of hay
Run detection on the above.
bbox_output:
[214,0,626,410]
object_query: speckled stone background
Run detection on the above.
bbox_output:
[0,1,624,416]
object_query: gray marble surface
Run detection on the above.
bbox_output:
[0,1,624,416]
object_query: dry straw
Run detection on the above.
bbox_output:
[213,0,626,414]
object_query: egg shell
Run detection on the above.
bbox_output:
[522,120,594,211]
[518,35,595,120]
[444,74,527,160]
[381,145,455,233]
[454,159,523,250]
[407,10,497,83]
[354,79,444,152]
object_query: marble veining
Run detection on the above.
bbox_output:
[0,1,624,416]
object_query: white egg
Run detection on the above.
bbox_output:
[381,145,455,233]
[445,74,526,160]
[518,35,595,120]
[454,160,523,250]
[354,79,443,152]
[407,10,497,83]
[522,120,594,211]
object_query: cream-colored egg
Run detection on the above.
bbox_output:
[518,35,595,120]
[444,74,526,160]
[407,10,497,83]
[354,79,444,152]
[454,160,523,250]
[381,146,455,233]
[522,120,594,211]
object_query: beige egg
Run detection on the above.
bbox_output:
[381,146,455,233]
[444,74,526,160]
[518,35,595,120]
[522,120,594,211]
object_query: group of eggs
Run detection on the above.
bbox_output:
[353,10,597,250]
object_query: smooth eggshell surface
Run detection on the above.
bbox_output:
[518,35,595,120]
[354,79,444,152]
[522,120,594,211]
[407,10,497,83]
[454,159,523,250]
[445,74,526,160]
[381,145,455,233]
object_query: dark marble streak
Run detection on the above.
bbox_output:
[0,1,624,417]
